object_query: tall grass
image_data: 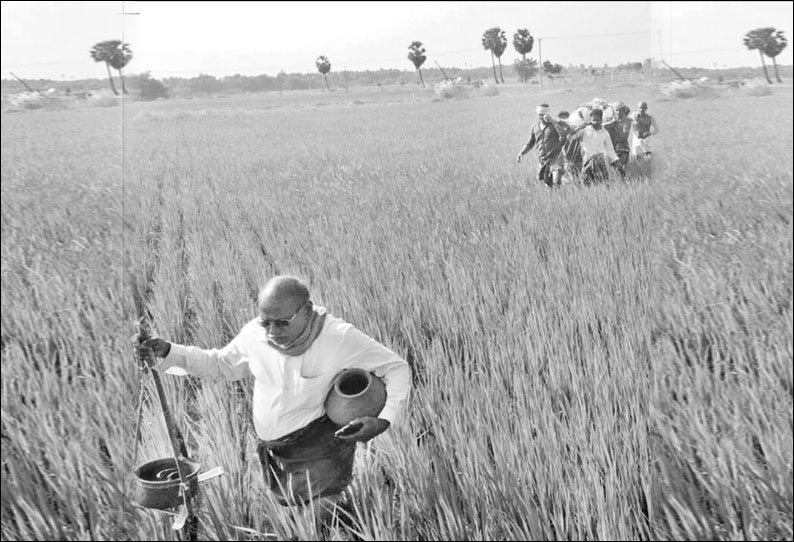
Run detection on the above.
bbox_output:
[2,85,791,540]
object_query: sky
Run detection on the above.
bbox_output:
[2,1,792,81]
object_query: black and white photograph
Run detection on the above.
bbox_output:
[1,1,792,540]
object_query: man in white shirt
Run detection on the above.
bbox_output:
[138,275,411,507]
[570,108,620,185]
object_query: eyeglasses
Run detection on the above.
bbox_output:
[259,304,304,329]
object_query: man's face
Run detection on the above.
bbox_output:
[259,298,308,344]
[590,112,602,128]
[639,105,647,114]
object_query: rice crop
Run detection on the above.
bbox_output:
[2,83,791,541]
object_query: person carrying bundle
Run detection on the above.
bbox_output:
[604,103,633,178]
[516,103,566,188]
[569,108,620,185]
[552,110,584,181]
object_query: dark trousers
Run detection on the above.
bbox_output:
[582,155,610,185]
[257,416,357,506]
[615,150,630,178]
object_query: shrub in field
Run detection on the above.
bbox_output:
[138,73,170,101]
[6,91,68,110]
[661,80,700,99]
[661,77,774,100]
[8,91,46,109]
[433,80,469,100]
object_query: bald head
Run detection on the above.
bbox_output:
[258,275,310,314]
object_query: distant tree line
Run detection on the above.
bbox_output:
[6,63,791,102]
[5,25,789,102]
[163,68,501,94]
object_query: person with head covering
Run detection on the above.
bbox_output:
[603,103,633,178]
[551,110,584,181]
[135,275,411,515]
[630,101,659,158]
[516,103,566,188]
[569,108,620,185]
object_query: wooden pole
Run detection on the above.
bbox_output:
[660,59,688,81]
[136,320,197,541]
[10,72,39,94]
[434,61,451,81]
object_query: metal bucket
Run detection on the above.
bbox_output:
[133,457,201,510]
[324,368,386,425]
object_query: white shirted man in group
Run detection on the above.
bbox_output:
[569,107,620,185]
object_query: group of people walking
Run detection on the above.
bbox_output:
[516,100,659,187]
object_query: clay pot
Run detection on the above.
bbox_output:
[133,457,201,510]
[324,368,386,425]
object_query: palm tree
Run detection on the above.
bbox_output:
[512,28,535,84]
[408,41,427,88]
[109,41,133,94]
[90,41,119,95]
[763,29,787,83]
[482,32,498,84]
[90,40,132,95]
[513,28,534,59]
[493,33,508,84]
[316,56,331,91]
[743,28,774,84]
[482,27,507,84]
